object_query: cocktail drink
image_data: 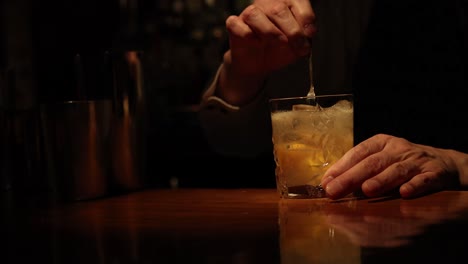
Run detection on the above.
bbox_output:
[270,94,353,198]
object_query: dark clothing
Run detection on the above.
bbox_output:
[353,0,468,152]
[198,0,468,188]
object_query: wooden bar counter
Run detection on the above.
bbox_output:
[4,188,468,263]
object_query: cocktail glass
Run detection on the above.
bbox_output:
[269,94,353,198]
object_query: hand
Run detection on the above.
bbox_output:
[217,0,317,105]
[226,0,316,77]
[320,134,464,199]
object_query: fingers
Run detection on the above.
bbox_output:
[239,5,287,41]
[255,0,316,36]
[225,14,264,61]
[321,134,390,190]
[257,1,313,53]
[321,134,424,199]
[323,152,397,199]
[323,153,420,199]
[236,3,313,56]
[322,134,389,181]
[224,1,316,76]
[399,171,445,198]
[285,0,317,36]
[225,15,256,41]
[361,159,420,197]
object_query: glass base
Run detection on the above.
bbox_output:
[281,185,327,199]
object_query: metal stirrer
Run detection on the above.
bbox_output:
[306,43,325,195]
[306,45,316,100]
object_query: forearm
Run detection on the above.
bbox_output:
[198,57,310,158]
[198,64,273,158]
[216,50,267,106]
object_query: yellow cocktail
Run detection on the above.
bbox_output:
[270,95,353,198]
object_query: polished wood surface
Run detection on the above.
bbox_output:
[4,188,468,263]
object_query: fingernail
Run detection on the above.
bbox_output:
[399,184,414,198]
[326,179,344,198]
[320,175,334,188]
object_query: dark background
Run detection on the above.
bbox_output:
[0,0,274,207]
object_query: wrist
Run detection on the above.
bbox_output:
[216,52,266,106]
[445,149,468,188]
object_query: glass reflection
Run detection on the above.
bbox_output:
[278,199,361,264]
[278,192,468,263]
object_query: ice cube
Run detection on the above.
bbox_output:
[282,132,303,143]
[332,99,353,112]
[286,143,307,150]
[292,104,319,111]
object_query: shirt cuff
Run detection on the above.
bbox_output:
[200,63,269,114]
[200,63,240,112]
